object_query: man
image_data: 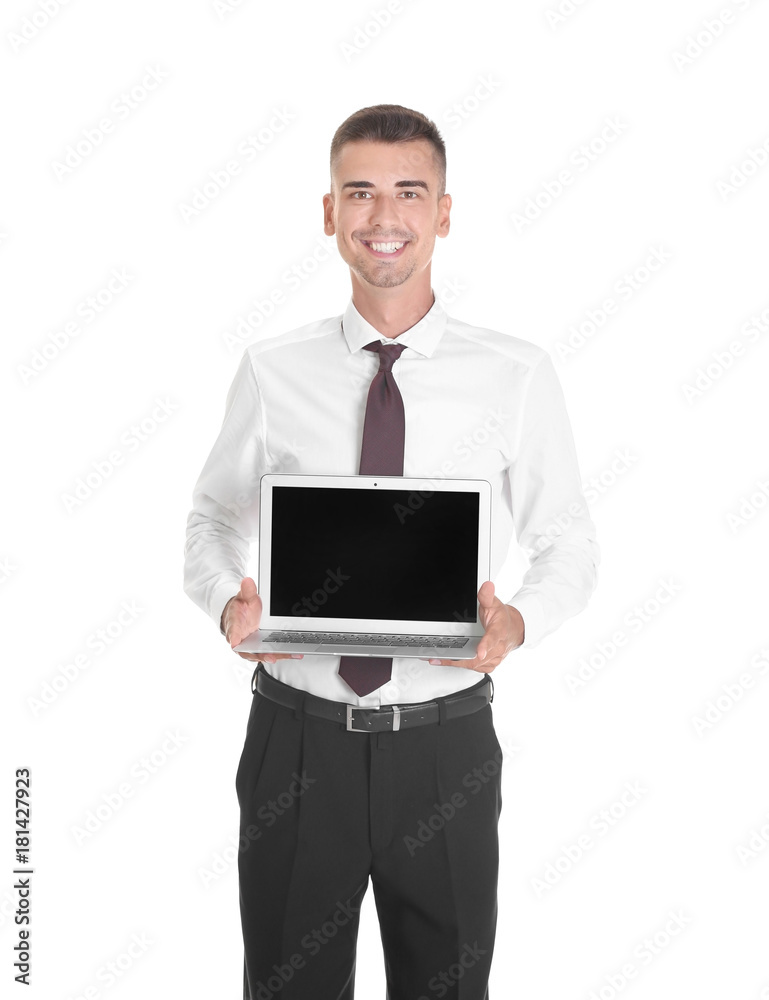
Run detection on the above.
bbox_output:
[184,104,599,999]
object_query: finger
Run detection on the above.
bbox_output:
[475,635,501,661]
[422,656,476,669]
[477,580,496,607]
[240,577,258,602]
[423,648,500,671]
[244,652,304,662]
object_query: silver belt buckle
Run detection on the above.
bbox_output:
[346,704,369,732]
[346,704,401,732]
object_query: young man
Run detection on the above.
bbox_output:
[184,104,599,999]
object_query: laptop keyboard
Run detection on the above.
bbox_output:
[263,631,469,648]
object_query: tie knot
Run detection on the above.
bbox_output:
[364,340,407,373]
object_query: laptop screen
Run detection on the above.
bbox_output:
[269,485,480,623]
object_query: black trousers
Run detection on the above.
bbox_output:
[236,665,503,1000]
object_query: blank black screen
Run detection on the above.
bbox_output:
[269,486,480,623]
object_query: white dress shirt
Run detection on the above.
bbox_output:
[184,291,599,707]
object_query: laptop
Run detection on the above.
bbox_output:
[233,473,492,659]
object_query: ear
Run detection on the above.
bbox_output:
[322,192,335,235]
[436,193,452,239]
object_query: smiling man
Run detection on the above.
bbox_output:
[184,104,599,999]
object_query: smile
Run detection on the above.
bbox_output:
[361,240,409,258]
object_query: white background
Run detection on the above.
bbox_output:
[2,1,769,998]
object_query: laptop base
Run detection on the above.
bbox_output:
[233,629,483,660]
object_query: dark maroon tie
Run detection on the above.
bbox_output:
[338,339,407,696]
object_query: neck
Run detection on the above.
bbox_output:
[350,272,435,339]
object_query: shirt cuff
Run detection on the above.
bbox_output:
[505,592,547,650]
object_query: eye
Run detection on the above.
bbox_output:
[400,191,418,199]
[351,191,371,198]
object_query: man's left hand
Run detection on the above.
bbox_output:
[420,581,524,673]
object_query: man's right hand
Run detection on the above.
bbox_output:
[221,576,303,664]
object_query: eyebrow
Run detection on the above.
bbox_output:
[341,179,430,192]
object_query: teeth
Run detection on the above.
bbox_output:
[367,242,405,253]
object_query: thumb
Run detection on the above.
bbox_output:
[240,577,258,603]
[478,580,496,608]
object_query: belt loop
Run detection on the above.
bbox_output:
[437,695,449,726]
[488,676,494,703]
[251,663,261,694]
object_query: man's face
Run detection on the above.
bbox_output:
[323,139,451,290]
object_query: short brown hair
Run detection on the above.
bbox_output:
[330,104,446,199]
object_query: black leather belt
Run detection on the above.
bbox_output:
[253,663,493,733]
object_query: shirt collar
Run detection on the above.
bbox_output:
[341,291,448,359]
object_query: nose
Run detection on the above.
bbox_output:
[365,193,402,234]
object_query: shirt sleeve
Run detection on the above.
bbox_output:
[183,349,269,632]
[505,352,600,648]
